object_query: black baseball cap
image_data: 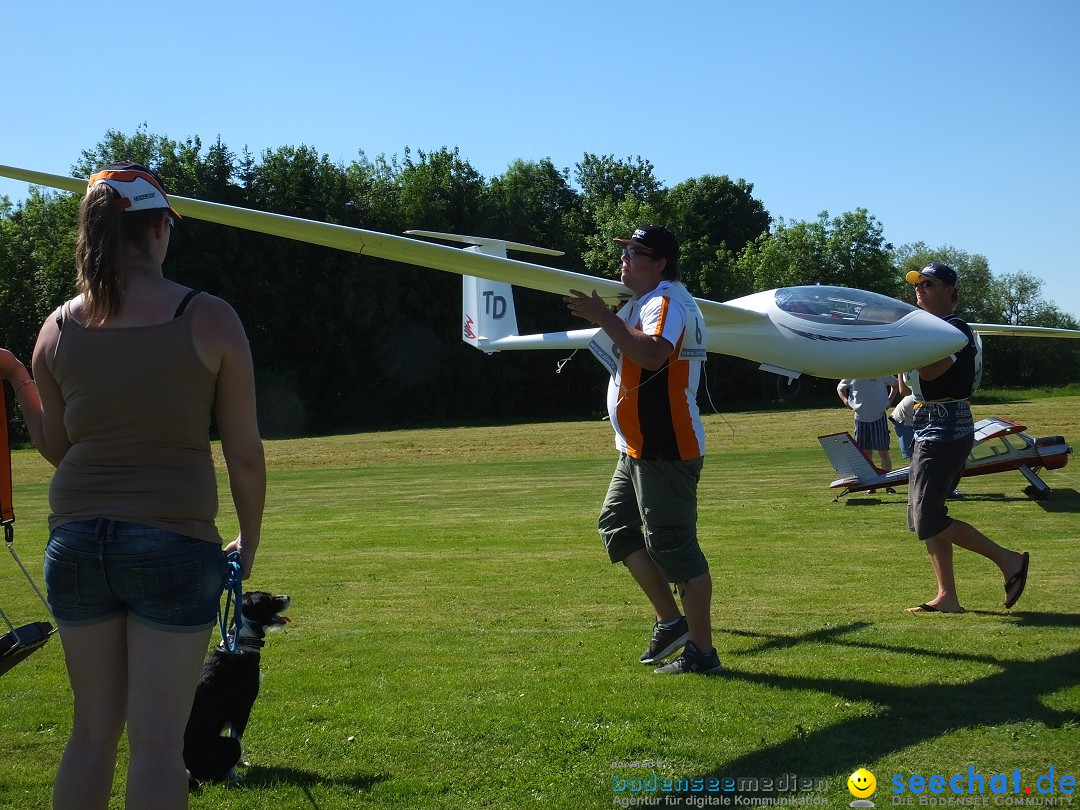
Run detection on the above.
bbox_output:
[906,261,957,287]
[613,224,679,261]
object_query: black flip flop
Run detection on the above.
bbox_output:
[1004,552,1030,609]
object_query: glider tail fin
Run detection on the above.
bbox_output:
[402,231,560,353]
[462,274,521,350]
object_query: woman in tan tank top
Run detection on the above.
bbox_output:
[2,162,265,810]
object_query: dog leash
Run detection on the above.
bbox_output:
[217,551,243,654]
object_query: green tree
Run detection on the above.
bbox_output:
[2,126,1076,425]
[580,195,665,280]
[236,145,378,432]
[995,271,1057,326]
[738,209,896,297]
[981,271,1080,387]
[893,245,1079,388]
[0,188,80,347]
[0,188,80,440]
[478,159,599,416]
[486,158,585,256]
[346,151,406,233]
[574,153,662,213]
[355,147,497,424]
[397,146,486,234]
[574,154,664,278]
[665,175,770,300]
[892,243,998,322]
[74,123,168,178]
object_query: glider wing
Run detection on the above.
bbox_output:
[970,323,1080,339]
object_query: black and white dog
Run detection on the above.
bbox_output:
[184,591,291,784]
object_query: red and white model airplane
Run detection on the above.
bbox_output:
[819,417,1073,501]
[2,164,1079,385]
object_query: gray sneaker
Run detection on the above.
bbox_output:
[640,616,689,664]
[653,640,724,675]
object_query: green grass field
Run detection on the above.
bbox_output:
[2,396,1078,809]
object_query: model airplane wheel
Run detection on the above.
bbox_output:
[1023,485,1051,501]
[776,374,814,400]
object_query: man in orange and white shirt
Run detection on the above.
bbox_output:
[566,224,721,675]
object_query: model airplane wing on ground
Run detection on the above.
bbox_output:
[819,418,1072,501]
[4,163,1077,382]
[972,417,1027,443]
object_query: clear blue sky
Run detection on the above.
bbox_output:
[2,1,1078,318]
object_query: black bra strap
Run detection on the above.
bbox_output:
[53,295,198,327]
[174,290,199,318]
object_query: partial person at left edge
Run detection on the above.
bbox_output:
[0,161,266,810]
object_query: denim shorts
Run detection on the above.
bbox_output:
[44,519,228,633]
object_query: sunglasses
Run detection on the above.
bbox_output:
[621,247,656,259]
[165,215,176,229]
[915,279,936,289]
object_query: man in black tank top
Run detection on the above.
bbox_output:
[899,263,1029,614]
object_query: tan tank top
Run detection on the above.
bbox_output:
[46,294,222,543]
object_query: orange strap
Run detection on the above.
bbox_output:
[0,387,14,525]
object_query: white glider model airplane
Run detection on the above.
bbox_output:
[819,417,1072,501]
[3,164,1079,385]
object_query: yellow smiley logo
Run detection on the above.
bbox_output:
[848,768,877,798]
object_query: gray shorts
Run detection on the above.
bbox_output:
[598,454,708,582]
[907,434,973,540]
[44,519,228,632]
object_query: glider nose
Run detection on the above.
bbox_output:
[905,309,970,365]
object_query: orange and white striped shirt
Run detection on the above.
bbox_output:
[605,281,706,461]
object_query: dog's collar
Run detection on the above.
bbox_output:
[219,636,265,652]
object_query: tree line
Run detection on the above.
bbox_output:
[1,128,1077,438]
